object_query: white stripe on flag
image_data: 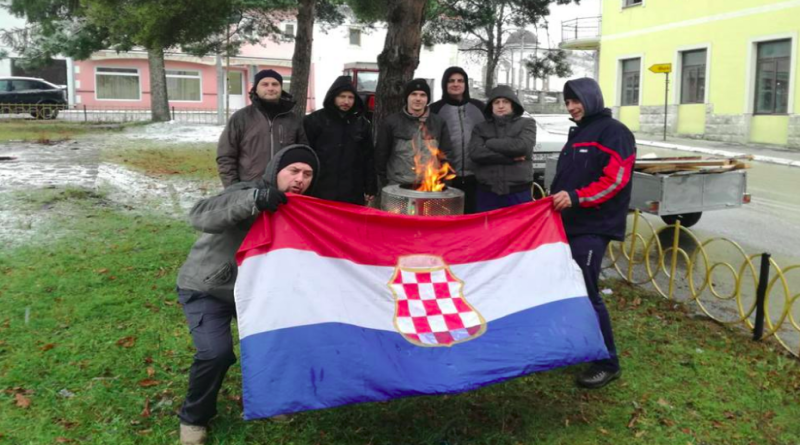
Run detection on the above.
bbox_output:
[234,242,587,340]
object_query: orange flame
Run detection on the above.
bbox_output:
[412,124,456,192]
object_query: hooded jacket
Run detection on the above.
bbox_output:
[550,78,637,241]
[303,76,376,205]
[468,85,537,195]
[430,67,486,178]
[177,145,319,304]
[375,106,453,186]
[216,90,309,188]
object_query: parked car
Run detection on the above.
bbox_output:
[0,76,68,119]
[523,112,567,185]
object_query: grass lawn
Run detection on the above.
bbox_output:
[100,142,218,180]
[0,121,135,143]
[0,188,799,445]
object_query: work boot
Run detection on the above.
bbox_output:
[576,366,621,389]
[180,423,207,445]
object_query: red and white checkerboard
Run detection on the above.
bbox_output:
[390,267,485,346]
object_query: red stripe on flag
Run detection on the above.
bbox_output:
[237,195,567,267]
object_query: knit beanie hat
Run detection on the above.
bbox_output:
[404,78,432,104]
[277,146,318,174]
[254,69,283,87]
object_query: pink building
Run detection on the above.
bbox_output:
[72,35,316,112]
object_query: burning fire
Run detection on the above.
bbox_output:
[412,126,456,192]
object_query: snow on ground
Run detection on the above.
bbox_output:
[123,121,224,144]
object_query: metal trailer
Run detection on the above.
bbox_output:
[544,156,750,227]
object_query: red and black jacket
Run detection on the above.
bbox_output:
[550,79,636,241]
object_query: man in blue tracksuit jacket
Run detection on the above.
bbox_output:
[550,77,636,389]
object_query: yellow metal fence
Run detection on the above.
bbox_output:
[605,210,800,357]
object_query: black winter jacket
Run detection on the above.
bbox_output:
[304,76,376,205]
[550,78,637,241]
[469,85,536,195]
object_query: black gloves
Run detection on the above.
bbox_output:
[255,186,288,213]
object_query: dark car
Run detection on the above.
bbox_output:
[0,76,68,119]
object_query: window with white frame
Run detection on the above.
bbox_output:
[620,58,640,106]
[283,75,292,93]
[349,28,361,46]
[680,49,706,104]
[623,0,643,7]
[96,67,140,100]
[754,39,791,115]
[166,70,201,102]
[284,23,295,37]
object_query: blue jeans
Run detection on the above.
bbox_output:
[475,188,532,212]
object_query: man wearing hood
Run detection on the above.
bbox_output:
[303,76,377,205]
[430,67,485,213]
[375,78,453,188]
[176,145,319,445]
[468,85,537,212]
[216,69,309,188]
[550,78,636,390]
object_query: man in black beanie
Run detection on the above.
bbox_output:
[216,68,308,188]
[430,67,485,213]
[375,78,453,187]
[176,145,318,445]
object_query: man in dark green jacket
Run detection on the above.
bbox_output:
[375,78,453,187]
[216,69,309,188]
[469,85,537,211]
[176,145,319,445]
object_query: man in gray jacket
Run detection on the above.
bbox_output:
[216,69,309,188]
[430,67,485,213]
[176,145,319,445]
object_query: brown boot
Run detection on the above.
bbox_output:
[180,423,207,445]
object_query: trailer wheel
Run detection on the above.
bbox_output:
[661,212,702,228]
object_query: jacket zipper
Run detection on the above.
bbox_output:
[269,110,292,158]
[458,106,465,177]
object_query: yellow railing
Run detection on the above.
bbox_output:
[605,210,800,357]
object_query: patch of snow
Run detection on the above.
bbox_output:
[124,122,224,144]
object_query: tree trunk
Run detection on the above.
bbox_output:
[148,47,171,122]
[373,0,427,139]
[290,0,316,119]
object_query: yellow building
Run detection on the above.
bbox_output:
[561,0,800,148]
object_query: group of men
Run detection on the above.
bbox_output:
[175,67,636,445]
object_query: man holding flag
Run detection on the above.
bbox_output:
[551,77,636,389]
[175,145,319,445]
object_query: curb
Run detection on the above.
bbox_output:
[547,129,800,168]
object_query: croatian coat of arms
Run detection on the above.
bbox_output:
[388,254,486,347]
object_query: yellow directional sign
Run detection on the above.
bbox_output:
[649,63,672,74]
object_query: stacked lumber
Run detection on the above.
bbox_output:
[634,155,752,175]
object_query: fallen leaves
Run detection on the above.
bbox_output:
[15,393,30,408]
[116,336,136,348]
[39,343,56,352]
[141,398,151,418]
[138,379,160,388]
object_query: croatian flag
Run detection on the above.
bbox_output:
[235,196,608,420]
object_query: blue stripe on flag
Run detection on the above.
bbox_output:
[240,296,607,419]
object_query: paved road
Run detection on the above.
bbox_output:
[536,115,800,353]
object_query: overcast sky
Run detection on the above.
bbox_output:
[539,0,601,47]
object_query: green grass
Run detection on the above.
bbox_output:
[1,187,799,444]
[0,121,133,142]
[100,142,218,180]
